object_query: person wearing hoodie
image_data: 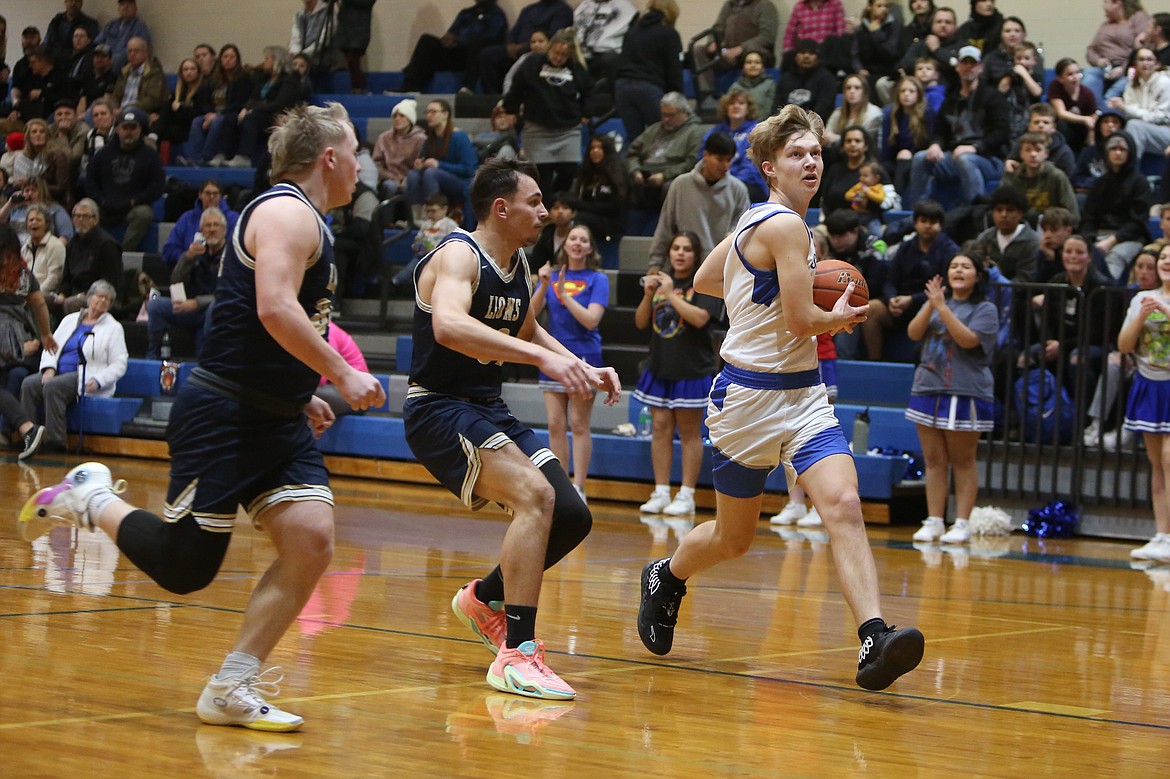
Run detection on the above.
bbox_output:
[613,0,684,141]
[773,38,838,121]
[83,106,164,252]
[1074,109,1126,192]
[1081,130,1153,281]
[501,27,593,199]
[625,91,704,211]
[647,132,749,272]
[852,0,902,98]
[956,0,1003,54]
[161,179,240,269]
[372,99,425,199]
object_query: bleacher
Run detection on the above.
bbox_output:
[66,357,923,510]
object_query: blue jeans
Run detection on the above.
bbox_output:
[187,113,239,164]
[146,296,214,358]
[406,167,469,206]
[908,150,1004,209]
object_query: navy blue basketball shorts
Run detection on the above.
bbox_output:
[402,387,556,510]
[163,384,332,533]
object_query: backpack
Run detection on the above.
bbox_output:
[1014,368,1075,445]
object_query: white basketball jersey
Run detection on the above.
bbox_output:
[719,203,818,374]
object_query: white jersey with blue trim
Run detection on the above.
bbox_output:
[719,202,818,375]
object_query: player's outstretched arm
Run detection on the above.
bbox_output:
[251,198,385,411]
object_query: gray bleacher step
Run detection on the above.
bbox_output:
[151,399,174,422]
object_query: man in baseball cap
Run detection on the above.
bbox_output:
[118,106,149,132]
[84,101,164,250]
[905,33,1010,210]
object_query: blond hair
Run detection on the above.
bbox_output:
[747,104,824,179]
[268,102,353,182]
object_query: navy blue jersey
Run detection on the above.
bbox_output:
[199,181,336,405]
[409,230,533,398]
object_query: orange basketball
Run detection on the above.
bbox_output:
[812,259,869,311]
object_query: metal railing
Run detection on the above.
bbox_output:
[981,281,1147,508]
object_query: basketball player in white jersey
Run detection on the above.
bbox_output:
[636,105,925,691]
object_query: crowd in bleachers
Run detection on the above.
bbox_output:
[2,2,1170,452]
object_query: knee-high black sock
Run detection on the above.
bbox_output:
[475,461,594,604]
[116,509,230,595]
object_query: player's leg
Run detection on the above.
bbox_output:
[801,452,924,691]
[473,444,577,699]
[194,497,332,732]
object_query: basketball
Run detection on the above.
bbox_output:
[812,259,869,311]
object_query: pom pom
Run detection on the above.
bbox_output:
[1021,500,1079,539]
[968,506,1012,537]
[867,446,925,481]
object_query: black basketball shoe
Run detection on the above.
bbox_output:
[637,559,687,655]
[855,624,925,690]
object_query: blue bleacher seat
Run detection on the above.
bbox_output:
[805,208,821,227]
[313,71,350,94]
[427,71,464,94]
[626,209,659,237]
[367,72,403,93]
[835,360,915,405]
[1140,152,1164,179]
[396,335,413,373]
[316,93,404,117]
[588,117,627,154]
[165,166,255,187]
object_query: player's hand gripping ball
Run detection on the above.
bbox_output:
[812,259,869,311]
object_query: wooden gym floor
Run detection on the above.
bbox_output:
[1,455,1168,777]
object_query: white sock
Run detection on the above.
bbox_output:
[952,518,968,526]
[926,515,944,524]
[87,489,122,524]
[217,651,260,681]
[676,486,694,499]
[655,484,671,496]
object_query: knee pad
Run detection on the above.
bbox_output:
[117,510,231,595]
[540,462,593,561]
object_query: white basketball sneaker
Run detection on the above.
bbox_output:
[17,462,126,542]
[196,668,304,731]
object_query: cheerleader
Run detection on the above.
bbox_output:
[1118,242,1170,565]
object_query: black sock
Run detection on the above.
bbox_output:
[504,604,538,648]
[660,557,687,589]
[858,617,887,643]
[476,568,505,604]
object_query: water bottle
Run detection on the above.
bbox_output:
[853,407,870,454]
[159,333,178,395]
[638,404,653,438]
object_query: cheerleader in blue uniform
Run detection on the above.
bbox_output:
[1118,242,1170,565]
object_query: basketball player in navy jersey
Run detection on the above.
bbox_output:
[18,102,386,730]
[405,158,620,700]
[636,105,925,691]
